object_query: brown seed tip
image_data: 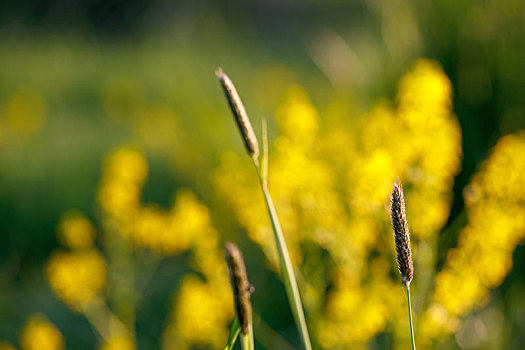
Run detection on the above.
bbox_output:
[390,182,414,286]
[216,68,259,159]
[225,242,253,335]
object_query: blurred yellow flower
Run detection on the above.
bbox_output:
[275,86,319,145]
[131,189,216,255]
[46,250,107,311]
[57,210,96,250]
[132,205,169,250]
[160,191,233,349]
[98,148,148,223]
[20,314,64,350]
[163,275,233,349]
[421,131,525,340]
[397,59,452,117]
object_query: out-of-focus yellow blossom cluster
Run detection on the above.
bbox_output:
[420,132,525,341]
[98,148,148,226]
[160,190,234,349]
[162,272,233,350]
[98,148,233,348]
[132,190,214,255]
[0,87,46,142]
[46,211,106,311]
[0,314,64,350]
[19,314,64,350]
[57,210,96,249]
[395,60,462,238]
[46,249,107,311]
[215,59,463,347]
[46,146,233,349]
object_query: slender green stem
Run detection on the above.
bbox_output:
[241,325,255,350]
[223,317,241,350]
[82,298,130,340]
[104,222,136,334]
[249,325,255,350]
[261,118,268,187]
[405,283,416,350]
[135,249,161,297]
[252,159,312,350]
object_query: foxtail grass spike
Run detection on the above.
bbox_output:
[216,68,260,159]
[391,182,416,350]
[225,242,254,336]
[390,182,414,285]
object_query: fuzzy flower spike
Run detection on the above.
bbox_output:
[390,181,416,350]
[216,68,259,160]
[225,242,254,336]
[391,182,414,286]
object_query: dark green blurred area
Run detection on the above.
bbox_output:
[0,0,524,348]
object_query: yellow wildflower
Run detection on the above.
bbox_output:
[165,190,212,255]
[395,59,462,238]
[275,85,319,146]
[397,59,452,118]
[20,314,64,350]
[46,250,107,311]
[162,276,233,349]
[161,189,233,348]
[132,205,169,251]
[421,131,525,339]
[131,189,214,255]
[98,148,148,222]
[57,210,96,250]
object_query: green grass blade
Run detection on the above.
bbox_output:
[254,164,312,350]
[261,117,268,186]
[224,317,241,350]
[406,284,416,350]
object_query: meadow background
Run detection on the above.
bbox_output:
[0,0,524,349]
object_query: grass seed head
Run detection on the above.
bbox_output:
[390,182,414,286]
[225,242,253,335]
[216,68,260,160]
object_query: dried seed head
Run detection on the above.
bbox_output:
[216,68,259,159]
[390,182,414,286]
[225,242,253,335]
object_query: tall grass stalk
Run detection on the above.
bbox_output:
[391,182,416,350]
[405,283,416,350]
[251,118,312,350]
[253,158,312,350]
[242,325,255,350]
[217,69,312,350]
